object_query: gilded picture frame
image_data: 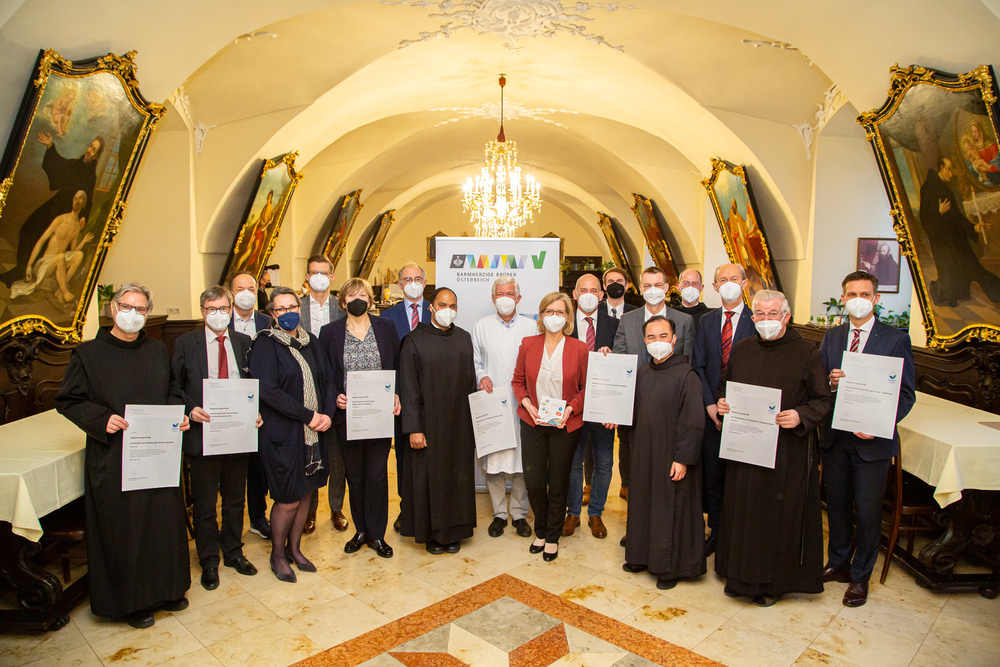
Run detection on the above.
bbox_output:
[858,64,1000,348]
[702,158,782,300]
[219,152,303,285]
[596,212,637,287]
[630,194,679,286]
[0,49,165,342]
[357,210,395,281]
[427,230,446,261]
[856,237,901,294]
[321,189,363,271]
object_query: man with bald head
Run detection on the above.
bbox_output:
[692,263,755,556]
[676,269,712,331]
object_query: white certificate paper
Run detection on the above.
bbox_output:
[719,381,782,469]
[583,352,638,426]
[121,404,184,491]
[203,378,259,455]
[346,370,395,440]
[468,389,518,458]
[831,351,905,439]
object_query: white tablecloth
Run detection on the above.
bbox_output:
[897,392,1000,507]
[0,410,86,541]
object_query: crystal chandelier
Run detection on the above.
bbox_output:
[463,75,541,238]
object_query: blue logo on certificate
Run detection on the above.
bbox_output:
[384,384,392,392]
[247,394,255,402]
[768,404,777,413]
[171,422,180,430]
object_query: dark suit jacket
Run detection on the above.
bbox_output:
[612,306,694,364]
[228,310,271,338]
[512,334,589,432]
[692,306,756,408]
[381,299,432,343]
[819,319,916,460]
[569,308,619,351]
[172,327,252,457]
[318,315,400,425]
[602,300,636,318]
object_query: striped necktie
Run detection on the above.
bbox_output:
[410,303,419,331]
[585,316,596,351]
[850,328,861,353]
[721,311,734,370]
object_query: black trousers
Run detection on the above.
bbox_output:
[246,452,268,524]
[338,421,391,541]
[701,417,726,531]
[521,422,578,544]
[188,453,248,568]
[617,427,631,488]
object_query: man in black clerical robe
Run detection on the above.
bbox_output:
[399,287,478,554]
[1,133,102,287]
[714,290,833,607]
[55,291,191,626]
[619,315,706,590]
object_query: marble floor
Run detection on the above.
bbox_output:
[1,457,998,667]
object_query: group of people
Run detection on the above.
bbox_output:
[54,252,914,628]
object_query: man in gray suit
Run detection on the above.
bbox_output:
[609,266,694,520]
[299,254,347,534]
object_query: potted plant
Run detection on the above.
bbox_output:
[97,284,116,318]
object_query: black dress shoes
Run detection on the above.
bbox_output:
[529,540,545,554]
[367,539,393,558]
[752,594,779,607]
[822,566,852,583]
[426,541,445,555]
[622,563,647,573]
[657,578,678,590]
[292,556,317,572]
[270,561,297,583]
[201,567,220,591]
[161,597,189,612]
[127,610,155,628]
[542,547,558,562]
[224,555,258,576]
[444,542,461,554]
[620,535,626,547]
[393,514,402,532]
[512,519,532,537]
[843,582,869,607]
[488,517,507,537]
[345,532,367,554]
[704,532,718,557]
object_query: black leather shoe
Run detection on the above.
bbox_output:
[270,561,297,583]
[822,566,852,583]
[292,555,317,572]
[529,540,545,554]
[393,514,402,532]
[512,519,532,537]
[161,597,189,612]
[843,582,869,607]
[426,541,445,555]
[488,517,507,537]
[127,611,155,628]
[201,567,220,591]
[620,535,626,547]
[752,594,779,607]
[345,532,367,553]
[444,541,461,554]
[542,547,558,562]
[657,578,678,590]
[224,555,258,576]
[704,532,718,557]
[367,539,393,558]
[622,563,647,573]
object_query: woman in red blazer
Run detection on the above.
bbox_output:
[512,292,588,562]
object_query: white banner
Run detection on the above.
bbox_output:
[434,237,561,331]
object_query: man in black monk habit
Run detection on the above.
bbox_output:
[399,287,478,554]
[715,290,833,607]
[55,283,191,629]
[1,132,103,287]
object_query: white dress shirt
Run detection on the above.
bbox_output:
[232,311,258,337]
[605,300,625,318]
[720,302,745,332]
[576,305,599,343]
[536,337,565,405]
[849,315,876,353]
[405,298,425,332]
[205,326,239,380]
[309,295,331,337]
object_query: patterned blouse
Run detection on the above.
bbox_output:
[344,325,382,375]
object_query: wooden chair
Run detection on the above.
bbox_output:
[880,454,939,583]
[39,500,86,583]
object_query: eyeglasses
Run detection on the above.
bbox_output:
[202,306,231,315]
[400,276,424,284]
[116,302,149,315]
[754,310,784,320]
[307,270,333,278]
[542,309,567,317]
[272,305,300,315]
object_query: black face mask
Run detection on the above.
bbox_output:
[346,299,369,317]
[605,282,626,299]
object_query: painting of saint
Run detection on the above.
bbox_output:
[857,239,901,293]
[321,189,363,270]
[631,194,679,285]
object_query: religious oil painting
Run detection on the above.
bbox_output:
[321,189,363,271]
[631,194,679,286]
[220,152,302,285]
[597,212,637,287]
[0,49,164,342]
[703,158,781,301]
[859,64,1000,348]
[357,210,395,282]
[857,238,901,293]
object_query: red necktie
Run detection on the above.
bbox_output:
[585,316,596,352]
[850,328,861,353]
[721,311,734,369]
[410,303,419,331]
[216,334,229,379]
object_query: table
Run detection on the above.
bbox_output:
[0,409,89,631]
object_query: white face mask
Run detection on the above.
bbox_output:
[494,296,516,316]
[577,292,599,313]
[646,341,673,360]
[308,273,330,293]
[205,310,231,332]
[755,318,783,340]
[233,290,257,310]
[680,286,700,304]
[403,281,424,300]
[844,297,874,319]
[115,308,146,334]
[542,315,567,333]
[432,307,456,328]
[718,281,743,303]
[642,287,666,306]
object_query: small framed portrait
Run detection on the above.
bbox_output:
[857,238,901,293]
[426,230,446,261]
[321,189,363,271]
